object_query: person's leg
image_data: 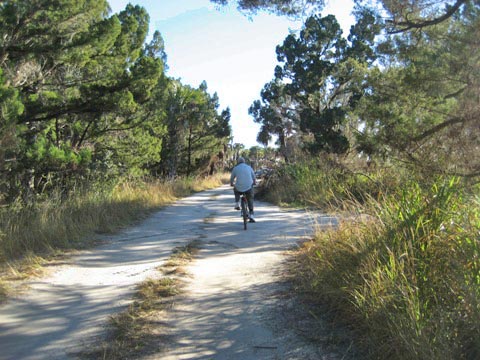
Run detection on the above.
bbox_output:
[246,188,254,213]
[246,188,255,222]
[234,189,240,209]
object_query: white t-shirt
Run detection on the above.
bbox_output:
[230,163,255,192]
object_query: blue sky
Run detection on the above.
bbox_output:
[108,0,354,148]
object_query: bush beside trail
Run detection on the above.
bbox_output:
[262,160,480,360]
[258,160,401,210]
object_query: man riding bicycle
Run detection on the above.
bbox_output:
[230,157,256,222]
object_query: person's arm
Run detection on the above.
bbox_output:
[230,168,235,186]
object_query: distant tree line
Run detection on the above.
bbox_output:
[218,0,479,178]
[0,0,232,203]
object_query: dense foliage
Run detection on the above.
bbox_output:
[241,0,479,176]
[250,10,379,158]
[0,0,231,203]
[259,155,479,359]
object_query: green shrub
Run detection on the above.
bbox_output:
[262,159,402,209]
[294,177,480,359]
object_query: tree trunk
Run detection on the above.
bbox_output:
[278,132,289,163]
[187,124,193,177]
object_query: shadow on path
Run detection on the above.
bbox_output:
[0,185,337,360]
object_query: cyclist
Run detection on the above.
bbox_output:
[230,157,256,222]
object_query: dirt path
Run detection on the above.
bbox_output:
[0,185,337,360]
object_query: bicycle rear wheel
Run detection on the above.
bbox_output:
[241,196,248,230]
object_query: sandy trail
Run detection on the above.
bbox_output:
[0,185,336,360]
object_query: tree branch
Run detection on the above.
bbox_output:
[411,116,464,142]
[387,0,467,34]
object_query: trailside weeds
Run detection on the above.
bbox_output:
[80,240,203,359]
[0,174,227,302]
[286,174,480,359]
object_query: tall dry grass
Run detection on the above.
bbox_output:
[261,159,400,209]
[0,173,228,297]
[302,184,478,358]
[265,161,479,359]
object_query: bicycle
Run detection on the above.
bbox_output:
[239,191,249,230]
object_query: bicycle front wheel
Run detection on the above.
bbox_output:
[241,197,248,230]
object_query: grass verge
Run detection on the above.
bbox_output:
[0,173,228,301]
[264,160,479,359]
[257,159,401,210]
[80,240,202,359]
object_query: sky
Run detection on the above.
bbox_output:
[108,0,355,148]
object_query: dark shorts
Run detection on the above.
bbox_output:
[234,187,254,212]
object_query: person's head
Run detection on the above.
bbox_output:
[237,157,245,164]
